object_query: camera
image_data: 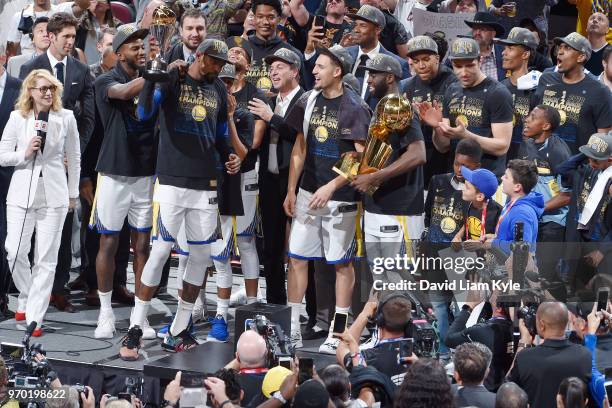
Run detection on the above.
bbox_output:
[17,11,34,35]
[407,319,438,358]
[3,324,53,390]
[248,315,293,367]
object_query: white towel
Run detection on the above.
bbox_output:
[578,165,612,227]
[302,90,322,140]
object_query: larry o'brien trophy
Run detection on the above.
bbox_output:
[144,3,177,82]
[332,93,412,194]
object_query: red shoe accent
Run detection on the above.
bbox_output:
[32,328,43,337]
[15,312,26,321]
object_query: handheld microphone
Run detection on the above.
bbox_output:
[34,111,49,153]
[22,321,38,347]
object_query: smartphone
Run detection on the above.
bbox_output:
[314,15,325,29]
[279,357,292,369]
[117,393,132,403]
[332,312,348,338]
[299,358,314,380]
[398,339,414,365]
[597,287,609,312]
[181,372,207,388]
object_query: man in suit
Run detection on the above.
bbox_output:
[165,8,207,64]
[7,17,50,78]
[452,342,496,408]
[20,12,95,312]
[248,48,303,306]
[0,42,22,319]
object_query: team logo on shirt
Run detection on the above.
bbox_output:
[440,217,457,234]
[257,77,273,92]
[315,126,329,142]
[192,104,207,121]
[456,114,469,127]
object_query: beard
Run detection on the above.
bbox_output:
[126,57,144,72]
[371,81,389,99]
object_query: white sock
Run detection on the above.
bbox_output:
[335,306,350,314]
[98,290,113,313]
[246,297,258,305]
[130,297,150,329]
[170,298,194,336]
[217,298,230,321]
[289,302,301,333]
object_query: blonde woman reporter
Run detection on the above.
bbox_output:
[0,69,80,336]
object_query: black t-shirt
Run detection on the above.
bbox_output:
[380,11,409,57]
[462,200,502,241]
[443,77,514,176]
[536,71,612,153]
[150,70,229,190]
[246,35,303,94]
[364,115,424,215]
[95,63,156,177]
[424,173,466,244]
[292,14,352,53]
[237,372,266,406]
[233,83,268,173]
[586,45,607,77]
[501,78,538,148]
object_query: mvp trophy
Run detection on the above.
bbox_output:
[332,93,412,195]
[144,3,177,82]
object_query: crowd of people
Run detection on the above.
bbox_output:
[0,0,611,406]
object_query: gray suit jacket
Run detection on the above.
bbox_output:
[7,53,34,78]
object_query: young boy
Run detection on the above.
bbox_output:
[519,105,572,292]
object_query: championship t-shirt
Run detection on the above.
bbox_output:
[233,83,269,173]
[536,71,612,153]
[462,200,502,241]
[501,78,538,161]
[291,14,352,52]
[95,63,156,177]
[424,173,466,244]
[443,77,514,176]
[246,35,303,94]
[364,115,425,215]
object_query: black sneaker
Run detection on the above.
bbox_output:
[119,326,143,361]
[161,329,200,352]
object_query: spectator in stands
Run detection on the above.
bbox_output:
[211,369,244,407]
[7,17,50,78]
[568,0,612,44]
[599,45,612,91]
[495,382,529,408]
[289,0,354,52]
[452,343,496,408]
[359,0,410,58]
[89,27,117,77]
[225,330,270,404]
[464,12,505,81]
[518,17,554,71]
[489,0,551,37]
[165,9,207,64]
[201,0,246,40]
[556,377,590,408]
[507,302,592,408]
[438,0,479,13]
[585,13,609,76]
[320,364,375,407]
[395,359,454,408]
[75,0,118,64]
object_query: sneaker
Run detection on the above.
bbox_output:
[302,324,327,340]
[142,318,156,340]
[290,330,303,349]
[318,337,340,355]
[157,316,195,339]
[192,298,208,323]
[32,328,43,337]
[119,326,143,361]
[229,287,247,307]
[15,312,26,322]
[162,329,199,352]
[94,311,115,339]
[207,315,229,342]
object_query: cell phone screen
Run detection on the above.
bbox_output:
[118,393,131,402]
[279,358,292,369]
[597,289,609,312]
[181,373,207,388]
[314,15,325,28]
[333,313,348,337]
[299,358,314,380]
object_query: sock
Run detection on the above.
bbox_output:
[170,298,194,336]
[289,302,301,333]
[131,296,150,329]
[217,298,230,321]
[199,289,207,303]
[98,290,113,313]
[335,306,350,314]
[246,297,258,305]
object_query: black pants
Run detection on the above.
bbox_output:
[259,169,289,305]
[0,167,12,300]
[52,211,74,294]
[536,222,567,300]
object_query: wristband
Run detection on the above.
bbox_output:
[161,400,178,408]
[272,391,287,404]
[219,400,233,408]
[517,342,533,349]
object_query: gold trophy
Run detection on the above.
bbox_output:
[144,3,177,82]
[332,93,412,195]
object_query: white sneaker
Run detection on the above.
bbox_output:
[229,287,247,306]
[94,312,115,339]
[192,297,207,323]
[318,337,340,355]
[290,330,303,349]
[142,318,156,340]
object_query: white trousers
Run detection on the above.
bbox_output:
[5,179,68,327]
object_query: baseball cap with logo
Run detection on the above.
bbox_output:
[218,63,236,80]
[318,44,354,76]
[448,38,480,60]
[495,27,538,50]
[461,166,499,198]
[554,32,592,60]
[579,133,612,160]
[264,48,301,70]
[407,35,439,57]
[196,39,231,63]
[364,54,402,78]
[112,23,149,53]
[347,5,386,29]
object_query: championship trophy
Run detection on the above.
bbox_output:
[332,93,412,195]
[144,3,177,82]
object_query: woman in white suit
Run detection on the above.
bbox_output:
[0,69,80,336]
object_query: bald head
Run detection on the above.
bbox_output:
[236,330,268,368]
[495,382,528,408]
[536,301,568,334]
[587,12,609,37]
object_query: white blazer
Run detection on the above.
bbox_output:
[0,109,80,208]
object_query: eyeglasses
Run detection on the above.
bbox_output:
[30,86,57,94]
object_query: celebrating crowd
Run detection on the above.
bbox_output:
[0,0,611,406]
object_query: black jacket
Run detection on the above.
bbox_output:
[20,53,95,153]
[165,42,186,64]
[453,385,496,408]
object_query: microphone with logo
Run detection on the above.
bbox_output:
[33,111,49,154]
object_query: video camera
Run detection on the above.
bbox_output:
[248,315,294,367]
[117,376,144,402]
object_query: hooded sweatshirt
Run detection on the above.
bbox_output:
[492,191,545,255]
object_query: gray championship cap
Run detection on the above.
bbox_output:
[407,35,439,57]
[364,54,402,78]
[348,5,386,29]
[197,39,231,63]
[342,73,360,93]
[264,47,301,70]
[319,44,354,76]
[448,37,480,60]
[554,32,592,60]
[112,23,149,53]
[218,63,236,80]
[579,133,612,160]
[495,27,538,50]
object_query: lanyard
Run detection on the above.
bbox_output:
[495,199,517,235]
[465,200,488,241]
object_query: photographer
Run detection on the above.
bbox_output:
[445,289,514,392]
[452,343,496,408]
[224,330,269,404]
[506,301,592,408]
